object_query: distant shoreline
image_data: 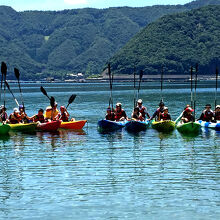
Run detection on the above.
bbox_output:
[6,74,217,83]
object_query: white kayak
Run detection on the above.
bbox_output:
[197,120,220,130]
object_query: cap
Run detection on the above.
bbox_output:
[60,106,65,109]
[19,104,24,109]
[0,105,6,110]
[54,102,58,106]
[185,107,194,112]
[107,107,111,111]
[13,108,19,113]
[116,102,122,107]
[205,104,211,108]
[216,105,220,109]
[163,107,168,110]
[159,101,164,106]
[137,99,142,104]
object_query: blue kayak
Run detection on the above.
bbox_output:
[198,120,220,130]
[125,120,150,132]
[97,119,127,132]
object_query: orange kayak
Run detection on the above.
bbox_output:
[60,120,87,130]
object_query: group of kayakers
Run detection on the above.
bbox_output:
[105,100,220,123]
[0,103,74,124]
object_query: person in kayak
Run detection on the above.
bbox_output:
[115,103,127,121]
[19,105,29,123]
[45,102,59,121]
[105,107,115,121]
[27,109,45,123]
[214,105,220,121]
[9,108,22,124]
[198,104,214,122]
[150,101,165,121]
[0,105,9,123]
[131,107,144,121]
[137,99,150,119]
[181,107,194,123]
[158,107,171,121]
[56,106,75,122]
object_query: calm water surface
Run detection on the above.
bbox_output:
[0,82,219,219]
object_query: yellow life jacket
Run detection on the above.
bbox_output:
[44,106,59,119]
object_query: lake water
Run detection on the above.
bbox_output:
[0,82,219,219]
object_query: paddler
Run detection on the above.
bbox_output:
[198,104,214,122]
[45,102,59,121]
[0,105,9,123]
[115,102,128,121]
[105,107,115,121]
[27,109,45,123]
[9,108,22,124]
[56,106,75,122]
[150,101,165,121]
[131,107,143,121]
[214,105,220,121]
[137,99,150,119]
[158,106,171,121]
[19,104,29,123]
[181,107,194,123]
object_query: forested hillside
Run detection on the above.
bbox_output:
[0,0,219,79]
[109,5,220,76]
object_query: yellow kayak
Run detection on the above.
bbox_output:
[9,123,37,133]
[152,120,175,132]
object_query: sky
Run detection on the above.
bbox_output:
[0,0,193,11]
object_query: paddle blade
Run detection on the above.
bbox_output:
[68,94,76,104]
[195,63,198,72]
[14,68,20,80]
[50,96,55,108]
[40,86,48,96]
[139,70,144,81]
[1,62,7,75]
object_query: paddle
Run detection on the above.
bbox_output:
[215,67,218,108]
[14,68,25,111]
[50,96,55,108]
[66,94,77,109]
[193,63,198,121]
[190,66,193,108]
[1,62,7,108]
[137,70,144,99]
[0,62,7,103]
[160,66,164,102]
[40,86,51,100]
[133,66,136,108]
[5,81,19,106]
[108,63,113,109]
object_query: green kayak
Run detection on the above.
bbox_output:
[152,120,175,132]
[9,123,37,133]
[176,121,201,134]
[0,123,11,135]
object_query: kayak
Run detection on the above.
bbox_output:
[125,120,150,132]
[37,120,61,132]
[9,123,37,133]
[197,120,220,131]
[0,123,11,135]
[98,119,127,132]
[60,120,87,130]
[176,121,201,134]
[151,120,175,132]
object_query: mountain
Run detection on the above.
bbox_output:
[109,5,220,76]
[0,0,219,80]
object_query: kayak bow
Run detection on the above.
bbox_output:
[152,120,175,132]
[60,120,87,130]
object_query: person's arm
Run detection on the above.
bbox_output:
[150,110,157,120]
[198,112,204,120]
